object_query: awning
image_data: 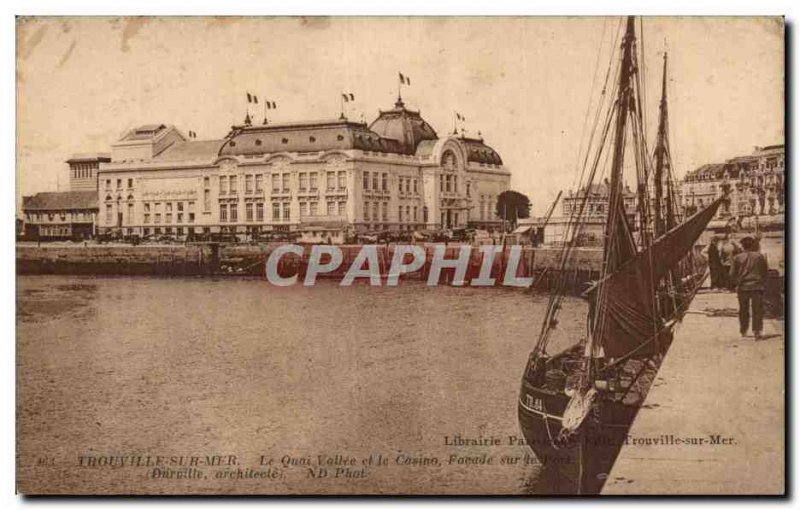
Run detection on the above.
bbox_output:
[512,225,532,234]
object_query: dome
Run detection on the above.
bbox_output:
[460,137,503,165]
[368,98,438,155]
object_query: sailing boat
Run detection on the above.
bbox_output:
[517,17,724,494]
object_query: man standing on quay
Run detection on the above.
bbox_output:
[729,236,769,340]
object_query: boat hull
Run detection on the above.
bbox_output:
[517,379,639,494]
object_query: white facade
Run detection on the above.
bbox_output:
[97,107,511,238]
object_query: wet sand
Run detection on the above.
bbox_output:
[17,275,583,495]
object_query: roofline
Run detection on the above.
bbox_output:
[229,118,370,134]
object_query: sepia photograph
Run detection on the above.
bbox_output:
[14,14,786,496]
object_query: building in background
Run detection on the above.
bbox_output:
[95,98,511,239]
[21,191,98,240]
[20,153,107,240]
[67,153,111,191]
[541,182,637,246]
[681,144,785,220]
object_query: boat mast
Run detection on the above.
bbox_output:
[587,16,638,365]
[653,54,668,238]
[602,16,636,272]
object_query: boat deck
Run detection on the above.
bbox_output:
[602,289,785,495]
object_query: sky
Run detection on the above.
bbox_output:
[16,16,784,215]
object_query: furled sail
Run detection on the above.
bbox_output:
[590,196,723,359]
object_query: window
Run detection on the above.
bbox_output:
[117,179,122,189]
[256,203,264,221]
[327,201,336,215]
[364,201,370,221]
[281,173,290,193]
[245,175,253,194]
[272,202,280,220]
[372,172,379,191]
[413,206,418,221]
[189,213,195,223]
[220,176,228,195]
[406,179,411,193]
[230,203,238,222]
[414,179,418,194]
[299,173,308,191]
[220,204,227,222]
[246,203,253,222]
[105,204,112,224]
[398,205,403,222]
[155,213,162,224]
[327,172,335,191]
[204,176,210,188]
[282,203,290,221]
[177,213,183,223]
[229,176,237,193]
[338,171,346,190]
[406,205,411,222]
[373,202,379,222]
[310,201,318,216]
[399,179,403,193]
[382,173,388,191]
[127,203,133,224]
[310,172,318,191]
[338,201,346,216]
[204,190,211,212]
[363,172,369,190]
[127,178,133,188]
[255,174,263,193]
[299,201,308,217]
[144,203,151,213]
[466,183,470,197]
[272,174,280,192]
[106,179,111,190]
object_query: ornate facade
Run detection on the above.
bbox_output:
[681,144,785,219]
[96,99,510,238]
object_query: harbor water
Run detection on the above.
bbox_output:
[17,275,584,494]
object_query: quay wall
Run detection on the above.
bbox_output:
[16,243,604,289]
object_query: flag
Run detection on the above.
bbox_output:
[342,93,349,102]
[266,102,271,110]
[247,92,252,103]
[349,93,355,101]
[253,95,258,104]
[272,101,277,109]
[399,72,410,85]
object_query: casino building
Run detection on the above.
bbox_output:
[96,97,510,239]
